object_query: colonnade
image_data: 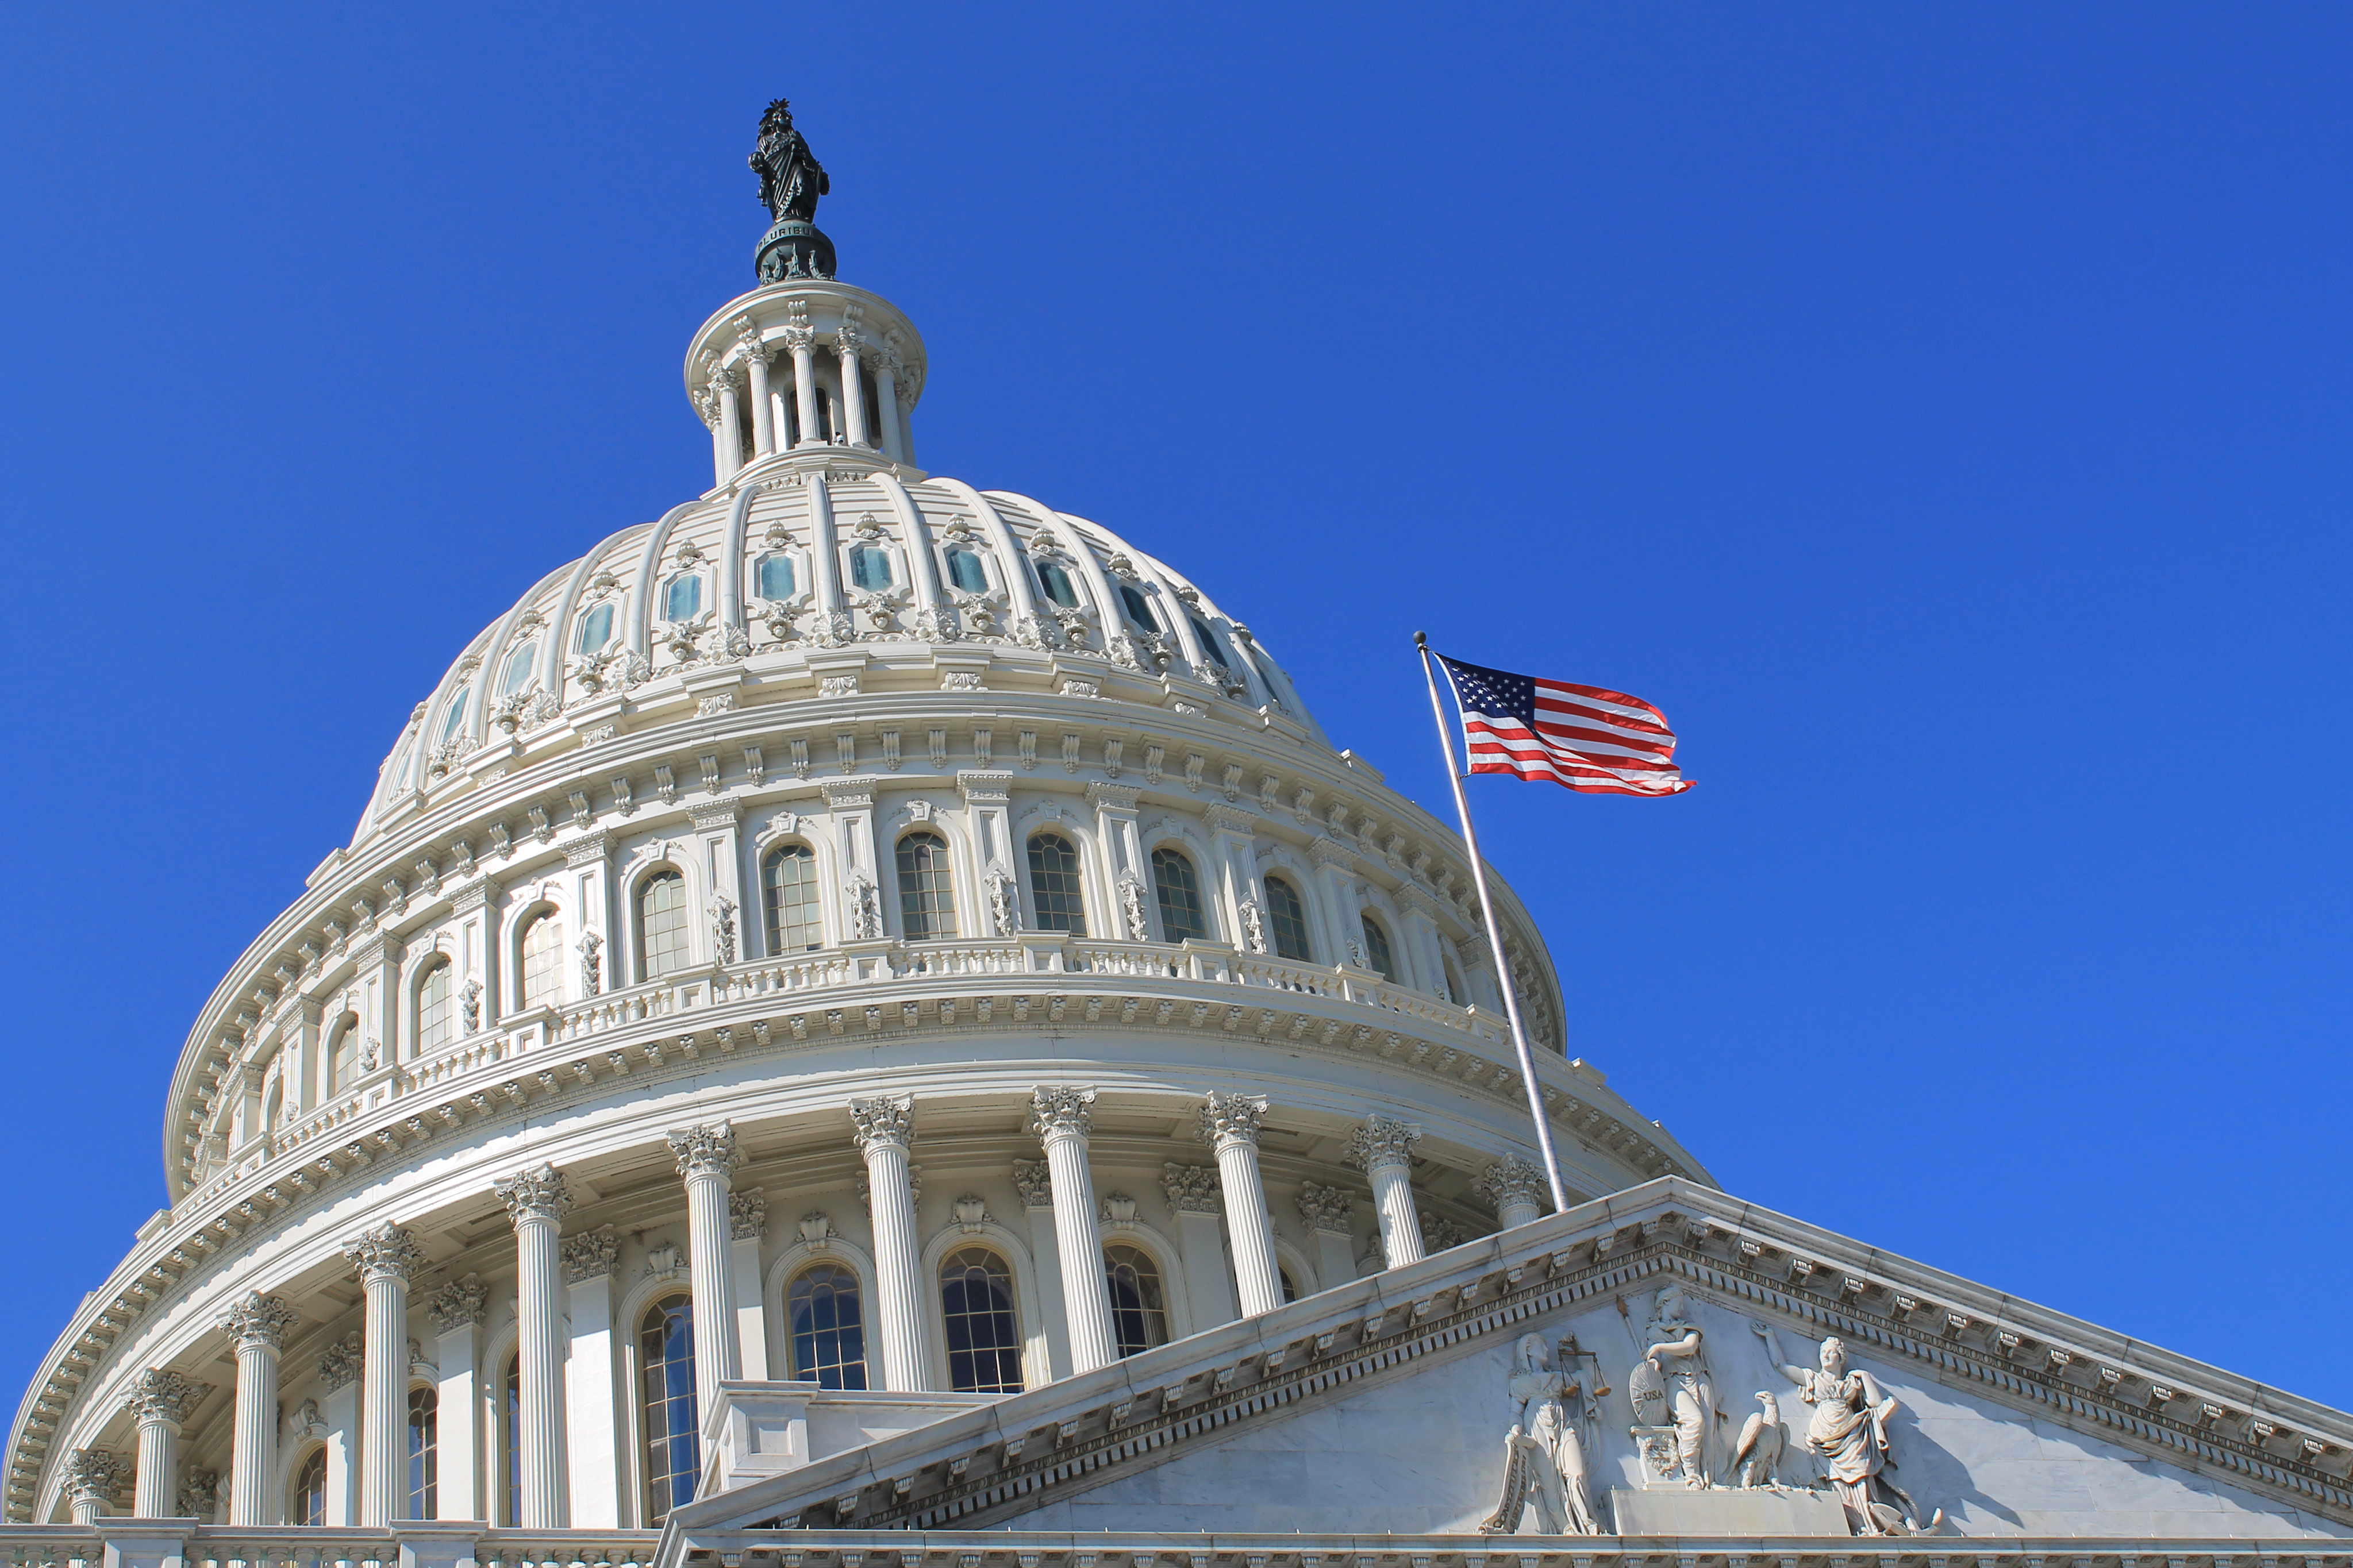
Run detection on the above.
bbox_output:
[705,302,912,483]
[86,1099,1560,1527]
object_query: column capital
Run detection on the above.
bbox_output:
[1198,1090,1270,1148]
[1011,1159,1053,1209]
[667,1119,743,1180]
[1162,1162,1222,1215]
[849,1093,914,1153]
[217,1291,299,1351]
[1028,1085,1097,1142]
[124,1368,209,1428]
[317,1331,364,1392]
[428,1273,489,1332]
[729,1187,768,1242]
[1299,1180,1355,1236]
[1203,803,1257,836]
[560,1224,618,1284]
[62,1447,124,1505]
[341,1222,425,1286]
[1473,1154,1548,1211]
[1347,1114,1421,1172]
[1086,780,1142,812]
[494,1161,575,1224]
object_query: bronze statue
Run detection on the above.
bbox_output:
[750,99,836,282]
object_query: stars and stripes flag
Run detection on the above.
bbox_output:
[1436,654,1694,796]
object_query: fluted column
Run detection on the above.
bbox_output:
[1349,1115,1425,1268]
[341,1223,423,1524]
[667,1120,744,1416]
[216,1292,299,1524]
[738,321,775,456]
[63,1449,122,1524]
[709,363,742,481]
[1029,1088,1116,1375]
[870,351,905,463]
[494,1162,574,1527]
[785,310,820,446]
[1199,1092,1283,1317]
[125,1369,207,1518]
[1477,1154,1551,1230]
[836,322,869,448]
[849,1095,931,1390]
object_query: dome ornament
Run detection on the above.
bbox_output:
[751,98,836,282]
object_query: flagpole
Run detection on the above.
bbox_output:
[1413,631,1573,1216]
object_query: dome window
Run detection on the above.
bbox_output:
[896,830,956,939]
[1026,832,1087,935]
[849,545,893,590]
[1359,914,1397,982]
[1118,583,1159,632]
[945,547,989,594]
[1105,1244,1168,1357]
[787,1262,867,1388]
[1263,876,1313,962]
[755,552,796,600]
[640,870,692,977]
[1150,846,1208,943]
[663,573,704,622]
[499,641,537,696]
[1189,616,1231,669]
[575,603,615,654]
[1032,557,1080,608]
[437,692,470,745]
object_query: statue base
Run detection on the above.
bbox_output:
[1609,1485,1852,1536]
[757,219,836,282]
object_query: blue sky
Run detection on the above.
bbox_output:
[2,3,2348,1415]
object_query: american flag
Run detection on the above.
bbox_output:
[1437,654,1693,796]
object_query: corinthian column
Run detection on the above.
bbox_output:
[1349,1115,1425,1268]
[216,1292,299,1524]
[1476,1154,1551,1231]
[63,1448,123,1524]
[493,1162,574,1527]
[1029,1087,1116,1376]
[849,1095,930,1390]
[835,322,868,447]
[1199,1092,1283,1317]
[124,1369,208,1518]
[667,1119,744,1415]
[341,1223,424,1525]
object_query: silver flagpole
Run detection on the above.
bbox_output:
[1413,631,1572,1215]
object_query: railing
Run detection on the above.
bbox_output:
[0,1527,660,1568]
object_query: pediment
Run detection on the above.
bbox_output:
[660,1177,2353,1552]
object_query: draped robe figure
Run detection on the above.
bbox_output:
[1631,1282,1719,1488]
[1482,1332,1600,1534]
[1757,1323,1943,1535]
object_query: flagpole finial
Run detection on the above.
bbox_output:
[1413,630,1429,648]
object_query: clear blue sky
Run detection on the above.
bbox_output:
[2,4,2347,1415]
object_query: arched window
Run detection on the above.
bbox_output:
[406,1385,437,1520]
[1441,946,1467,1006]
[1104,1245,1168,1358]
[291,1447,327,1527]
[944,547,989,593]
[639,871,690,977]
[896,830,957,939]
[763,845,823,953]
[499,641,537,696]
[787,1263,868,1389]
[437,691,470,746]
[1117,583,1159,631]
[862,377,885,448]
[755,553,795,600]
[575,602,615,654]
[1280,1265,1300,1304]
[502,1353,520,1525]
[1026,833,1087,935]
[939,1247,1023,1392]
[1032,557,1079,608]
[415,961,455,1054]
[663,573,703,622]
[1150,846,1208,943]
[849,545,893,590]
[1359,914,1397,982]
[1263,877,1313,962]
[639,1295,698,1525]
[518,911,563,1011]
[327,1011,362,1092]
[1188,616,1231,669]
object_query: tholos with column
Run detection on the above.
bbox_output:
[1029,1087,1118,1376]
[217,1290,299,1524]
[1350,1115,1426,1268]
[849,1094,931,1390]
[124,1368,207,1519]
[494,1162,573,1527]
[667,1119,744,1417]
[340,1222,424,1527]
[1477,1154,1551,1230]
[1199,1091,1285,1317]
[63,1448,122,1525]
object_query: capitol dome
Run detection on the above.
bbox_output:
[9,102,1698,1540]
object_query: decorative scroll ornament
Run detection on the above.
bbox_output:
[986,864,1019,935]
[1011,1161,1052,1208]
[428,1274,487,1332]
[730,1188,768,1241]
[217,1291,299,1350]
[561,1226,619,1285]
[952,1194,990,1233]
[1163,1163,1222,1215]
[493,1162,575,1225]
[1198,1090,1268,1147]
[709,891,739,964]
[1118,873,1149,941]
[577,930,603,996]
[1029,1085,1097,1141]
[342,1223,425,1285]
[1297,1181,1354,1234]
[317,1331,365,1392]
[668,1120,743,1180]
[1237,896,1267,954]
[845,867,884,939]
